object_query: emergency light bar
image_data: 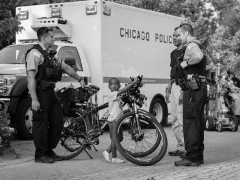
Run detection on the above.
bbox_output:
[86,5,97,15]
[103,5,111,16]
[31,17,72,38]
[51,8,62,18]
[18,11,29,20]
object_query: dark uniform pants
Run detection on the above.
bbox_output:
[183,83,207,161]
[32,88,63,158]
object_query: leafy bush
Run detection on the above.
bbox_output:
[0,109,12,155]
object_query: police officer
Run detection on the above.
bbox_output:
[174,23,207,167]
[26,27,85,163]
[166,26,185,156]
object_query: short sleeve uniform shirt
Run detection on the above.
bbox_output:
[26,49,44,74]
[26,43,46,74]
[183,39,203,61]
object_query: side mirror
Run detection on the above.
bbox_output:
[64,57,78,71]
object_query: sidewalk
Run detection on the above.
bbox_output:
[0,141,34,168]
[1,127,240,180]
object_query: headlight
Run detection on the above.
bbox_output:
[0,75,16,96]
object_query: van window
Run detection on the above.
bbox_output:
[0,44,58,64]
[58,46,83,71]
[0,45,34,64]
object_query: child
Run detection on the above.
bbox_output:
[102,77,138,163]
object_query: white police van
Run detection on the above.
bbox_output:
[0,0,185,139]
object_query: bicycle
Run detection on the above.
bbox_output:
[53,84,101,159]
[112,76,168,166]
[54,76,167,166]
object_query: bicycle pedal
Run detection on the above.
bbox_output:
[94,138,100,145]
[86,144,92,150]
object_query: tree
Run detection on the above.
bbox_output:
[0,1,23,49]
[210,0,240,35]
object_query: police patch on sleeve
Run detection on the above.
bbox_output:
[33,51,41,58]
[187,42,197,49]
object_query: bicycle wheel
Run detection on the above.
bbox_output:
[113,109,168,166]
[54,108,91,160]
[122,109,161,158]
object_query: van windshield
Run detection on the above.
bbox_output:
[0,44,57,64]
[0,45,35,64]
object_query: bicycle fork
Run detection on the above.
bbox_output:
[132,104,144,141]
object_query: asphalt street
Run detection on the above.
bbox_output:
[1,126,240,180]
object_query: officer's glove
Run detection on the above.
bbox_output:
[180,61,188,69]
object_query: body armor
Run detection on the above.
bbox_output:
[174,41,206,91]
[174,46,188,91]
[25,44,62,84]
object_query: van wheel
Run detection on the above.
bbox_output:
[15,98,33,140]
[216,122,222,132]
[205,116,215,131]
[149,98,166,125]
[230,116,238,132]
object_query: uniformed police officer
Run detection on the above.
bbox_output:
[26,27,85,163]
[174,23,207,167]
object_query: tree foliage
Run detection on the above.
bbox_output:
[208,0,240,74]
[0,0,23,49]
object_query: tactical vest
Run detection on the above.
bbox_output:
[25,44,62,83]
[183,41,206,77]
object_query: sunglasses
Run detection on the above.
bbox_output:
[41,27,53,36]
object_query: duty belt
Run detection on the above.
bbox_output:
[37,80,56,90]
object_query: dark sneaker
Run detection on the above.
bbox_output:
[168,150,185,156]
[49,154,64,161]
[35,155,54,164]
[174,159,199,167]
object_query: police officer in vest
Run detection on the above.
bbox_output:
[26,27,85,163]
[174,23,207,167]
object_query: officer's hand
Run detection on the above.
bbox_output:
[79,79,85,87]
[180,61,188,69]
[32,100,41,112]
[179,92,183,105]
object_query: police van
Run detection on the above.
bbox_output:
[0,0,185,139]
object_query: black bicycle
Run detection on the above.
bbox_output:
[54,76,167,166]
[53,84,101,160]
[112,76,168,166]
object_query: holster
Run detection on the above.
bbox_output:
[188,74,201,90]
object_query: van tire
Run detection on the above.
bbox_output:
[204,116,215,131]
[149,98,167,125]
[15,98,33,140]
